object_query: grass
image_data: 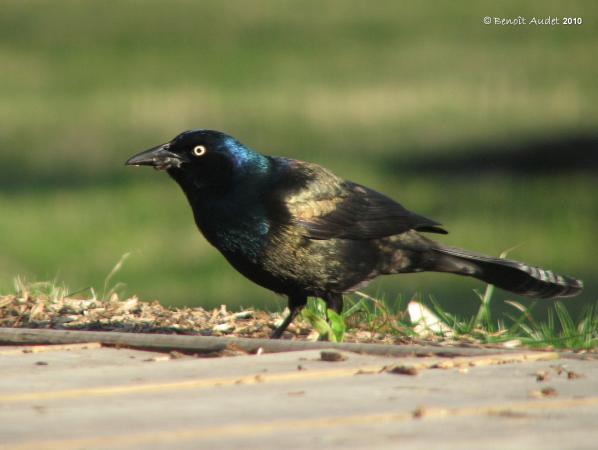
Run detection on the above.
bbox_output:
[300,286,598,351]
[0,0,597,318]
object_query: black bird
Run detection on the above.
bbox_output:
[126,130,583,338]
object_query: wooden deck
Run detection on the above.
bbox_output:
[1,329,597,449]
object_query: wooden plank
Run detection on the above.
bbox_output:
[0,364,386,403]
[0,342,101,356]
[1,348,596,450]
[0,327,529,358]
[0,351,559,403]
[6,397,598,450]
[0,346,174,377]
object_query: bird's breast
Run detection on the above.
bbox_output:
[192,199,270,262]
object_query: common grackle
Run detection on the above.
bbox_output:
[126,130,583,338]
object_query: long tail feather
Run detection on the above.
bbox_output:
[431,245,583,299]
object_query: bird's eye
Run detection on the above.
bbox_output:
[192,145,207,157]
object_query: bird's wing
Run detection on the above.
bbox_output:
[270,159,447,240]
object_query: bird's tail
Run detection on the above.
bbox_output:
[428,245,583,298]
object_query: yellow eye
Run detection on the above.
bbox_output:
[192,145,207,157]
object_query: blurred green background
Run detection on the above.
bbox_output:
[1,0,596,317]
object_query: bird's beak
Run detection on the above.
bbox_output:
[125,143,184,171]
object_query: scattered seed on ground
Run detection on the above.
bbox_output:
[388,365,419,376]
[320,350,347,362]
[530,387,558,398]
[0,294,415,345]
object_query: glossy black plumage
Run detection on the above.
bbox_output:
[126,129,584,338]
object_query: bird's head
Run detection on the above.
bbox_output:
[126,129,270,188]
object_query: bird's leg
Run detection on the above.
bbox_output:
[271,294,306,339]
[324,292,343,315]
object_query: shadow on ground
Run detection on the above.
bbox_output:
[385,133,598,176]
[2,132,597,192]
